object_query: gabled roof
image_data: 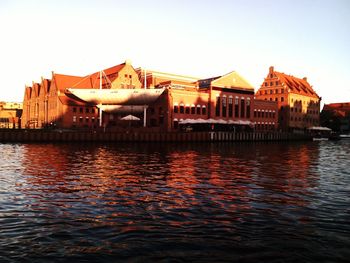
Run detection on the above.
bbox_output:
[53,73,94,92]
[33,82,41,98]
[88,62,126,88]
[25,86,32,100]
[41,78,51,95]
[210,71,254,91]
[274,71,319,98]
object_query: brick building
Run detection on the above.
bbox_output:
[321,102,350,133]
[255,66,320,131]
[22,60,277,132]
[0,102,22,129]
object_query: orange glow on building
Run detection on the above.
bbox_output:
[22,60,278,132]
[255,66,321,131]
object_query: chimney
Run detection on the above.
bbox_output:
[125,59,132,65]
[269,66,274,74]
[303,77,307,82]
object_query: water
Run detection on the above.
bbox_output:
[0,141,349,262]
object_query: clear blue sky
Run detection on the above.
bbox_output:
[0,0,349,104]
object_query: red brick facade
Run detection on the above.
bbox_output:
[255,66,320,131]
[22,61,278,132]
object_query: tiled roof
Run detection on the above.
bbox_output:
[88,63,126,88]
[275,72,319,98]
[53,73,94,92]
[323,103,350,117]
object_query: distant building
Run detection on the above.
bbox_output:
[321,102,350,133]
[255,66,321,131]
[0,102,23,129]
[22,60,277,131]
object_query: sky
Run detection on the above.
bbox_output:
[0,0,349,105]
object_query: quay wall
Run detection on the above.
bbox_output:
[0,130,310,143]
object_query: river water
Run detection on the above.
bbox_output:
[0,140,349,262]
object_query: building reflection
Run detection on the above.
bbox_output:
[19,142,320,228]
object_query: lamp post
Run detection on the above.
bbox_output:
[143,68,147,127]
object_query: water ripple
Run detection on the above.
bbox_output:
[0,141,349,262]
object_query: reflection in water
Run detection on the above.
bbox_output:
[0,141,349,262]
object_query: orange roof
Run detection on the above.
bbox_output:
[59,95,90,106]
[275,72,319,98]
[88,63,126,88]
[323,103,350,117]
[53,73,94,92]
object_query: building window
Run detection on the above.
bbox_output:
[240,98,245,118]
[92,117,95,123]
[215,96,220,117]
[281,97,284,102]
[202,106,207,115]
[222,96,227,117]
[254,110,257,118]
[174,105,179,113]
[73,107,77,113]
[235,97,239,117]
[185,106,190,114]
[228,97,233,117]
[275,98,278,102]
[270,82,273,86]
[264,90,267,95]
[270,90,273,94]
[281,89,284,93]
[85,117,89,123]
[92,108,95,114]
[180,105,184,114]
[86,108,89,113]
[191,105,196,114]
[265,82,268,87]
[275,89,278,94]
[196,105,201,115]
[79,117,83,123]
[73,116,77,123]
[79,107,83,113]
[275,81,279,85]
[246,98,251,118]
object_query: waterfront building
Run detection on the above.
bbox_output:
[22,61,141,129]
[321,102,350,133]
[255,66,320,131]
[0,102,22,129]
[21,60,277,131]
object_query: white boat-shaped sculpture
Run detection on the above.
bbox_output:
[66,88,165,105]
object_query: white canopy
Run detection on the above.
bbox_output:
[66,88,165,105]
[98,105,146,113]
[178,118,254,125]
[307,126,332,131]
[120,114,140,121]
